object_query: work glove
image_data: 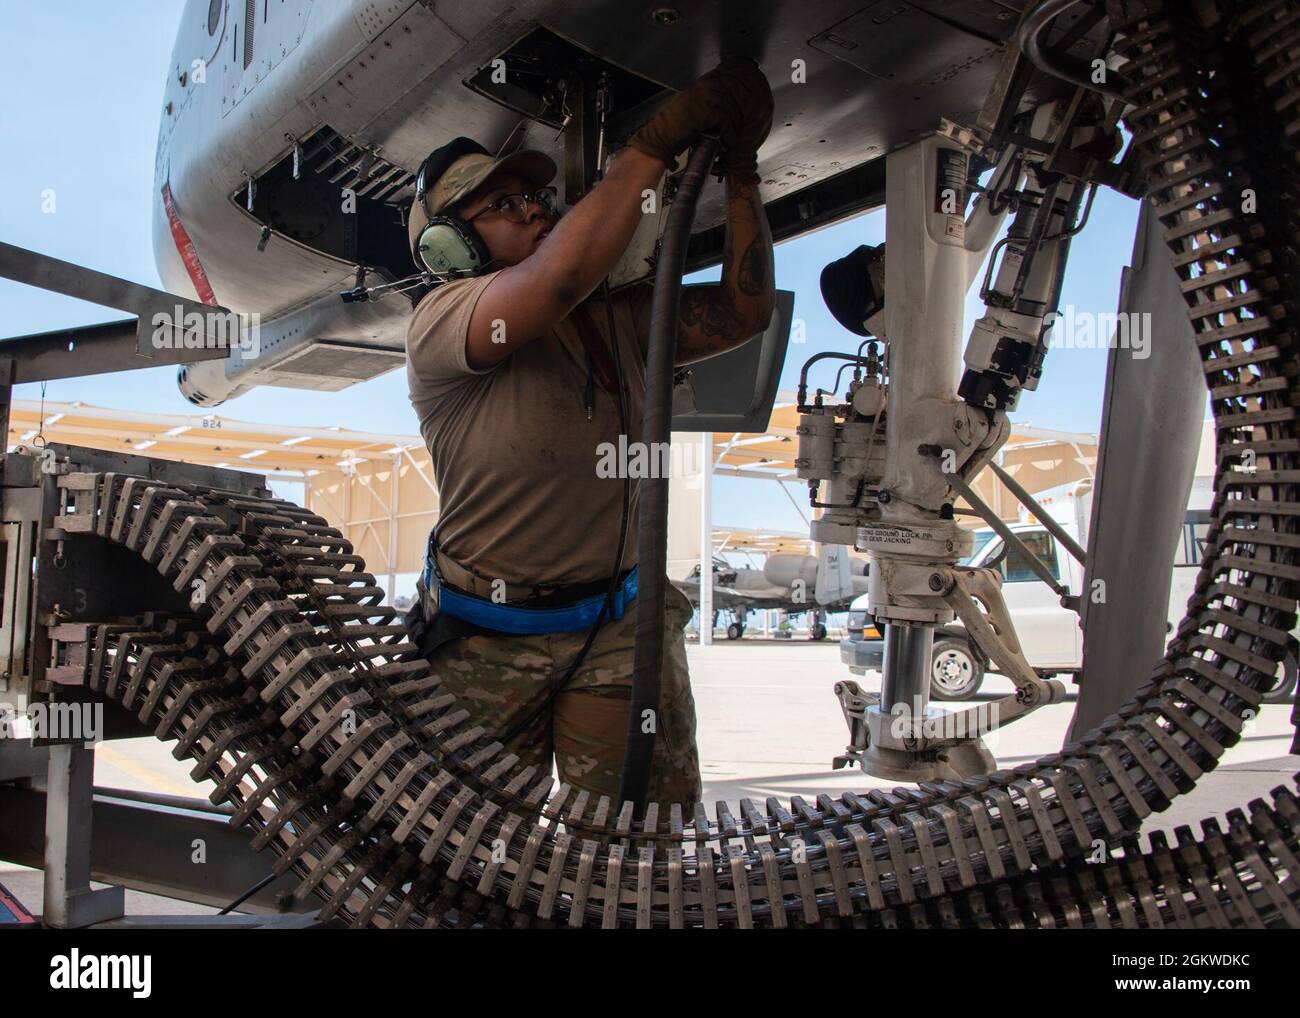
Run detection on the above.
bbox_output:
[627,57,774,185]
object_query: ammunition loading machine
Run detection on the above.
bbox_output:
[0,244,325,925]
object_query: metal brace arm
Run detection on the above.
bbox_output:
[940,565,1067,708]
[944,467,1072,599]
[987,458,1086,564]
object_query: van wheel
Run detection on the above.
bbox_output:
[1263,650,1298,704]
[726,623,743,640]
[930,639,984,701]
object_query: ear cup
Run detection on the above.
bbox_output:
[414,217,491,277]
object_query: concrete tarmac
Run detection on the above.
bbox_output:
[688,639,1298,838]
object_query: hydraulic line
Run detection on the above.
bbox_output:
[797,351,872,408]
[619,136,719,812]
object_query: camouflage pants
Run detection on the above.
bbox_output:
[423,584,702,809]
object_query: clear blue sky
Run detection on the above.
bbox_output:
[0,0,1141,535]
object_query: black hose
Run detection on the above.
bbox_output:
[219,871,277,915]
[618,136,719,812]
[797,351,870,408]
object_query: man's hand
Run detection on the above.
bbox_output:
[628,58,777,363]
[667,63,776,364]
[714,62,773,185]
[628,57,773,178]
[465,59,775,371]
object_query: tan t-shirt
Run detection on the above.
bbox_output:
[406,271,653,588]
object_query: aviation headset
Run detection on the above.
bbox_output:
[409,137,495,278]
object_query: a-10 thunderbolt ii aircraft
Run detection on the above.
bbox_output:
[673,551,869,639]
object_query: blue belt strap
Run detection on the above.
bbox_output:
[421,543,637,636]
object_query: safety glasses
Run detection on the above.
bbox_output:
[464,186,559,225]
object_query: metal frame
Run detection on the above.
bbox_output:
[40,744,124,927]
[0,248,293,926]
[0,443,274,926]
[0,782,314,916]
[0,243,239,396]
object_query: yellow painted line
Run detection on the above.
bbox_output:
[94,743,197,798]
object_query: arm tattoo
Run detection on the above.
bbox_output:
[674,181,772,361]
[680,288,747,342]
[678,288,749,361]
[738,236,767,297]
